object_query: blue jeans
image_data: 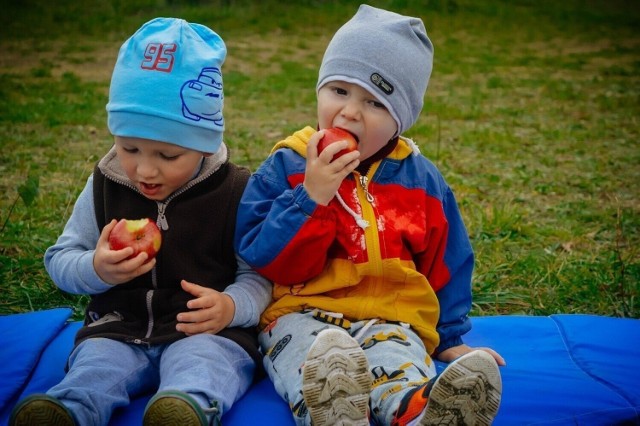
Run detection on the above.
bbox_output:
[48,334,254,426]
[259,311,437,425]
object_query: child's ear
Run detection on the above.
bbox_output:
[203,153,213,158]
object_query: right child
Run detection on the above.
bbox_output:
[235,5,505,426]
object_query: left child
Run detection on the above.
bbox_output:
[9,17,271,426]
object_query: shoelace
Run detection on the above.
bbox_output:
[353,318,379,341]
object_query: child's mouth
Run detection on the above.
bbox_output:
[140,182,161,196]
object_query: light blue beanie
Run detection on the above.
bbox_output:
[107,18,226,154]
[317,5,433,136]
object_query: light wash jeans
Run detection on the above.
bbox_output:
[48,334,254,426]
[259,310,437,425]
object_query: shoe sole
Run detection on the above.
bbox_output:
[9,394,75,426]
[302,329,372,426]
[143,393,207,426]
[420,350,502,426]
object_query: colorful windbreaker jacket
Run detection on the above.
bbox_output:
[235,126,474,354]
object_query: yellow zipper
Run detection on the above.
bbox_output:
[355,163,383,277]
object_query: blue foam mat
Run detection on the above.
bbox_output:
[1,310,638,425]
[0,308,71,413]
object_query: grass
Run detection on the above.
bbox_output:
[1,0,638,320]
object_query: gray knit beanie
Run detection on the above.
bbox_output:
[317,5,433,136]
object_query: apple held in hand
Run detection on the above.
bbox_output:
[317,128,358,160]
[108,218,162,261]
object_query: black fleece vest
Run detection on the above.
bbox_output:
[74,161,261,366]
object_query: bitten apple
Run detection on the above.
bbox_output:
[317,128,358,160]
[108,218,162,261]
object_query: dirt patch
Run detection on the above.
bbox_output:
[1,39,119,82]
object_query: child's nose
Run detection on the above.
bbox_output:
[137,161,158,179]
[340,101,361,120]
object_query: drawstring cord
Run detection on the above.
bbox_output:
[335,191,370,230]
[401,136,421,156]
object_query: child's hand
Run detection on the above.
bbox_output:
[176,280,235,336]
[94,219,156,285]
[437,344,506,366]
[304,130,360,205]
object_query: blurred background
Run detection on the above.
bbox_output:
[1,0,638,319]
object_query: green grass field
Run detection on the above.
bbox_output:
[1,0,638,319]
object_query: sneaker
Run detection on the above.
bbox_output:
[9,394,75,426]
[302,328,373,426]
[419,350,502,426]
[143,391,219,426]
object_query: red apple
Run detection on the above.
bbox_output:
[317,128,358,160]
[108,218,162,261]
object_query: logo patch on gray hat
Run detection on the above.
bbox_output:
[371,73,394,95]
